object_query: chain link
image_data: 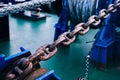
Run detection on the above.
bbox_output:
[6,60,33,80]
[108,4,117,12]
[0,0,55,17]
[53,32,68,46]
[99,9,110,18]
[116,0,120,7]
[61,32,76,45]
[88,15,101,26]
[39,44,58,61]
[72,23,89,35]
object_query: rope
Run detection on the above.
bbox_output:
[0,0,55,17]
[68,0,97,26]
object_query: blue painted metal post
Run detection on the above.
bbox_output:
[54,0,69,40]
[90,0,118,68]
[90,24,116,67]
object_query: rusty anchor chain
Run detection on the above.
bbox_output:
[5,0,120,80]
[5,44,57,80]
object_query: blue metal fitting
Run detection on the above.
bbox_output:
[36,70,61,80]
[90,0,120,67]
[90,24,116,65]
[0,47,31,74]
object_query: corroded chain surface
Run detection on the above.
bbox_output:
[0,0,55,17]
[6,0,120,79]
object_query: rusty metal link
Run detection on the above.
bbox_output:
[79,27,90,35]
[80,13,101,28]
[6,62,33,80]
[51,33,67,46]
[72,23,89,35]
[15,62,33,80]
[16,58,30,70]
[116,0,120,7]
[99,9,110,18]
[107,4,117,12]
[60,32,76,45]
[30,45,46,62]
[87,15,101,26]
[38,44,58,61]
[72,23,85,35]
